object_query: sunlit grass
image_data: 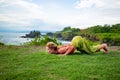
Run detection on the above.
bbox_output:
[0,46,120,80]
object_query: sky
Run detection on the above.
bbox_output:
[0,0,120,32]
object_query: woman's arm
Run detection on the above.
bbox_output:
[58,45,76,56]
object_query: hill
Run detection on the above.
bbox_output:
[48,24,120,46]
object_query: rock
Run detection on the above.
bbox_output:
[46,32,54,37]
[21,30,41,38]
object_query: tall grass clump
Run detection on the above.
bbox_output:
[24,35,62,46]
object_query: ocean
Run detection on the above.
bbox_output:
[0,32,70,45]
[0,32,33,45]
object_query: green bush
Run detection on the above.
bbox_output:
[102,36,120,46]
[24,35,62,46]
[0,42,5,46]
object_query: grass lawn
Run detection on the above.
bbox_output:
[0,45,120,80]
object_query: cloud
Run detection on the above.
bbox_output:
[72,0,120,29]
[74,0,120,9]
[0,0,120,31]
[0,0,43,25]
[0,0,67,31]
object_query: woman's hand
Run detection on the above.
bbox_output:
[58,54,67,56]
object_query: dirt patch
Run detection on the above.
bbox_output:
[108,46,120,50]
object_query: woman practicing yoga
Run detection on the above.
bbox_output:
[46,36,108,55]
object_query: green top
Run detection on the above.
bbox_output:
[71,36,99,54]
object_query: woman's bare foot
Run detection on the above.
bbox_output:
[103,44,108,53]
[97,43,108,53]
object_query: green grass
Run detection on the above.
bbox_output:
[0,46,120,80]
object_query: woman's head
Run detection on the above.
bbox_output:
[46,42,57,49]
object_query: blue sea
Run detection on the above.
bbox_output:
[0,32,70,45]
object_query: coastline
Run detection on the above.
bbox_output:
[0,32,69,45]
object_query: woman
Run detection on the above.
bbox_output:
[46,36,108,55]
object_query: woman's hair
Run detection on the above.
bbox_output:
[46,42,57,50]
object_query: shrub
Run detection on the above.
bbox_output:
[102,36,120,46]
[24,35,62,46]
[0,42,5,46]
